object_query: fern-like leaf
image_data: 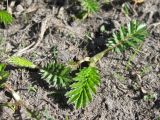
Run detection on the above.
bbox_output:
[0,10,13,25]
[90,20,148,66]
[40,62,71,88]
[65,67,100,109]
[107,20,148,52]
[8,56,36,68]
[81,0,100,14]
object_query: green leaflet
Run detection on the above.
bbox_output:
[90,20,148,66]
[81,0,100,14]
[8,56,37,68]
[40,62,71,88]
[65,67,100,109]
[107,20,148,52]
[0,10,13,25]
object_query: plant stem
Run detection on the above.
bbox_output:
[89,34,133,66]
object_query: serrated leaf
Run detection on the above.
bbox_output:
[85,84,92,102]
[68,94,80,104]
[8,56,36,68]
[65,67,100,109]
[107,20,148,53]
[76,92,83,109]
[120,27,125,40]
[40,62,71,88]
[81,0,100,14]
[0,10,13,25]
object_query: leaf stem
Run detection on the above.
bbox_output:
[89,33,133,66]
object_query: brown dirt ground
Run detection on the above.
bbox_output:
[0,0,160,120]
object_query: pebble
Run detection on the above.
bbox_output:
[6,42,14,52]
[26,0,33,6]
[16,4,24,13]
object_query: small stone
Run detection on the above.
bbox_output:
[26,0,33,6]
[16,4,24,13]
[6,42,14,52]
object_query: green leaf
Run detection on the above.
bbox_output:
[40,62,71,88]
[107,20,148,52]
[0,10,13,25]
[65,67,100,109]
[68,93,80,104]
[89,20,148,66]
[80,0,100,14]
[8,56,36,68]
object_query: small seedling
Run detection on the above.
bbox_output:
[7,20,148,109]
[40,62,71,88]
[78,0,100,19]
[90,20,148,66]
[0,10,13,25]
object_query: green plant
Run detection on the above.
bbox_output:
[90,20,148,66]
[8,57,71,88]
[65,20,148,108]
[81,0,100,14]
[107,20,147,52]
[7,20,148,109]
[0,10,13,25]
[78,0,100,19]
[40,62,71,88]
[65,67,100,109]
[8,56,37,68]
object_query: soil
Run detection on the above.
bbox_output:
[0,0,160,120]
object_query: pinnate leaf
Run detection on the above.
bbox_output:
[0,10,13,25]
[8,56,36,68]
[65,67,100,109]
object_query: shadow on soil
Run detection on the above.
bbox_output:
[47,90,73,109]
[80,19,114,57]
[29,71,71,109]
